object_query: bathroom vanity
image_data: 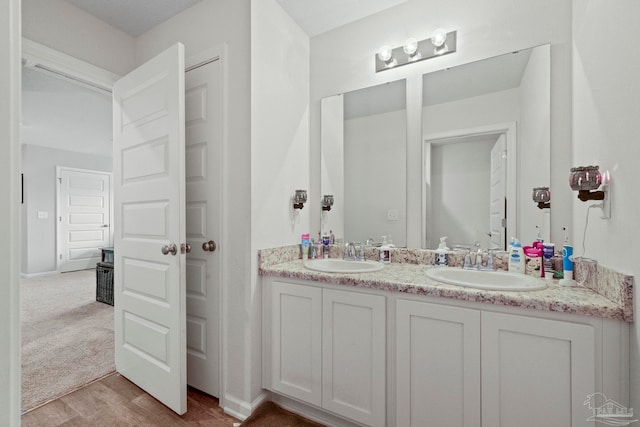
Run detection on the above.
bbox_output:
[260,248,631,427]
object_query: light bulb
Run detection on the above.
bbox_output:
[403,38,418,55]
[377,46,393,62]
[431,28,448,48]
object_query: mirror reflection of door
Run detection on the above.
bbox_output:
[428,132,507,250]
[423,44,550,248]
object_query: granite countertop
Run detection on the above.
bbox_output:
[260,259,631,322]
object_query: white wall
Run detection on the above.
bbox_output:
[0,1,21,424]
[250,0,309,411]
[310,0,573,249]
[21,145,112,275]
[134,0,255,416]
[251,0,310,250]
[431,138,494,248]
[21,0,135,76]
[344,109,406,246]
[572,0,640,411]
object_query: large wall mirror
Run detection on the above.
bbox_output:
[423,44,550,250]
[321,79,407,247]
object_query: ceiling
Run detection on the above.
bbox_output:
[65,0,203,37]
[275,0,408,37]
[64,0,407,38]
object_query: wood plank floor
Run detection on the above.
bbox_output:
[22,373,240,427]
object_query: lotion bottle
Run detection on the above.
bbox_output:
[508,238,525,274]
[379,236,391,264]
[434,236,449,266]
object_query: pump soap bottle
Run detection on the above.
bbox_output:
[379,236,391,264]
[434,236,449,266]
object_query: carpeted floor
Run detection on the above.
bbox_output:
[21,269,115,412]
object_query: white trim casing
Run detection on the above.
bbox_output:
[22,38,120,93]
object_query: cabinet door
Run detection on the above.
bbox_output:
[270,281,322,406]
[322,289,386,426]
[396,300,481,427]
[482,312,595,427]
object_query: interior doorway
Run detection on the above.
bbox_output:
[20,39,225,414]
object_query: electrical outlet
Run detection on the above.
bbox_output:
[37,211,48,219]
[387,209,399,221]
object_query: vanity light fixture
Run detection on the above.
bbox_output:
[293,189,307,210]
[532,187,551,209]
[375,30,457,73]
[569,165,611,219]
[321,194,334,211]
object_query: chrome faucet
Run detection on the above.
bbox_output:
[463,242,497,271]
[343,242,365,261]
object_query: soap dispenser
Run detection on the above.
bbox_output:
[434,236,449,266]
[379,236,391,263]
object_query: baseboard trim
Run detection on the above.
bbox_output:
[21,270,58,279]
[223,391,269,420]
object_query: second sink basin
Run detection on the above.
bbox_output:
[426,267,547,291]
[304,259,384,274]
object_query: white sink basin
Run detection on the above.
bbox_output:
[426,268,547,291]
[304,259,384,274]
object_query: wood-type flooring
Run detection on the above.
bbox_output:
[22,373,239,427]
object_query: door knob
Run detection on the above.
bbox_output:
[202,240,217,252]
[101,224,109,228]
[181,243,192,254]
[161,243,177,256]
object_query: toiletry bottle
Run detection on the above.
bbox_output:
[508,238,525,274]
[559,227,577,285]
[329,230,335,244]
[315,238,323,259]
[301,233,310,259]
[434,236,449,266]
[379,236,391,263]
[542,243,555,280]
[322,235,330,259]
[523,245,543,277]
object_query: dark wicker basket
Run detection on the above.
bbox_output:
[96,262,114,306]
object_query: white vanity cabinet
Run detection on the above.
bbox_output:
[395,299,626,427]
[264,279,386,427]
[395,300,481,427]
[481,312,595,427]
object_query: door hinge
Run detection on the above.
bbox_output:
[59,216,62,222]
[58,177,62,184]
[59,254,62,260]
[501,218,507,228]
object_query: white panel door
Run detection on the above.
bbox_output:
[322,289,386,427]
[270,281,323,406]
[113,43,187,414]
[489,134,506,250]
[57,167,111,272]
[185,58,222,396]
[482,312,595,427]
[396,300,481,427]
